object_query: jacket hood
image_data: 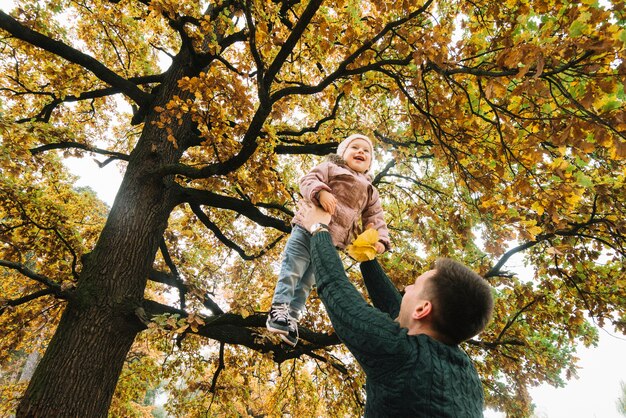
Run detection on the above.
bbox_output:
[325,153,348,166]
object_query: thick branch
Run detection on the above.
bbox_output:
[0,288,56,315]
[270,0,435,103]
[210,343,225,392]
[243,0,263,75]
[371,160,396,187]
[159,92,343,177]
[274,142,337,155]
[15,74,163,123]
[140,299,342,364]
[262,0,323,94]
[0,11,152,107]
[0,259,62,291]
[30,141,129,161]
[158,239,185,309]
[175,185,291,233]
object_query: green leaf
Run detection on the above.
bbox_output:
[569,20,587,37]
[575,171,593,187]
[601,99,621,112]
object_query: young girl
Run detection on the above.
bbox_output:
[267,134,390,346]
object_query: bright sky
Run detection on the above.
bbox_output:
[2,0,624,415]
[486,326,626,417]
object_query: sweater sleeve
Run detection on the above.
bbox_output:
[359,260,402,319]
[311,231,413,378]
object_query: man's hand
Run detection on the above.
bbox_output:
[299,201,332,232]
[318,190,337,215]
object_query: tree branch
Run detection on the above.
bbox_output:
[0,259,62,291]
[139,299,342,364]
[0,288,56,315]
[190,203,286,260]
[14,201,81,279]
[371,160,396,186]
[243,0,265,88]
[494,297,541,345]
[0,10,153,108]
[485,216,613,278]
[275,92,345,140]
[174,185,291,233]
[158,239,186,309]
[209,343,225,392]
[29,141,130,161]
[148,268,224,315]
[262,0,323,94]
[14,74,163,123]
[274,142,337,155]
[466,338,526,348]
[269,0,435,103]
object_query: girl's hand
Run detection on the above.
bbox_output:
[318,190,337,215]
[363,223,386,254]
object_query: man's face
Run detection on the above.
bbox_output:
[397,269,436,328]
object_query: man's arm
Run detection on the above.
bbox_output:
[359,260,402,319]
[310,231,412,378]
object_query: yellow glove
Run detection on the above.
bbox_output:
[347,229,379,262]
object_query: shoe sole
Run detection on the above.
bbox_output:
[266,319,290,335]
[279,333,298,347]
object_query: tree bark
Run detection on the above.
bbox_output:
[16,54,194,417]
[16,305,139,417]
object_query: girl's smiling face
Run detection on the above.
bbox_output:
[342,138,371,173]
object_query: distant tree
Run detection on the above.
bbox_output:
[1,0,625,417]
[618,381,626,416]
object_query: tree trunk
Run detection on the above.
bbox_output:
[16,305,139,417]
[16,56,195,417]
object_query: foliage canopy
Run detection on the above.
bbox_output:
[1,0,625,416]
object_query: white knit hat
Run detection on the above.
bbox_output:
[336,134,374,170]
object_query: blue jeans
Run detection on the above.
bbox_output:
[272,225,315,318]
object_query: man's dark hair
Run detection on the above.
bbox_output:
[427,258,494,345]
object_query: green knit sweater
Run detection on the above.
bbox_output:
[311,231,484,417]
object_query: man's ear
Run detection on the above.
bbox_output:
[412,300,432,320]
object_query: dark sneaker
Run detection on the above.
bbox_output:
[266,303,290,335]
[279,316,299,347]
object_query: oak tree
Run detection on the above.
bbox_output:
[1,0,625,416]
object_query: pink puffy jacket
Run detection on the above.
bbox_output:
[292,154,390,250]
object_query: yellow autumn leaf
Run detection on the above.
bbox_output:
[531,201,545,216]
[346,229,379,262]
[527,225,543,238]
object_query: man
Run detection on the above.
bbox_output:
[302,204,494,417]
